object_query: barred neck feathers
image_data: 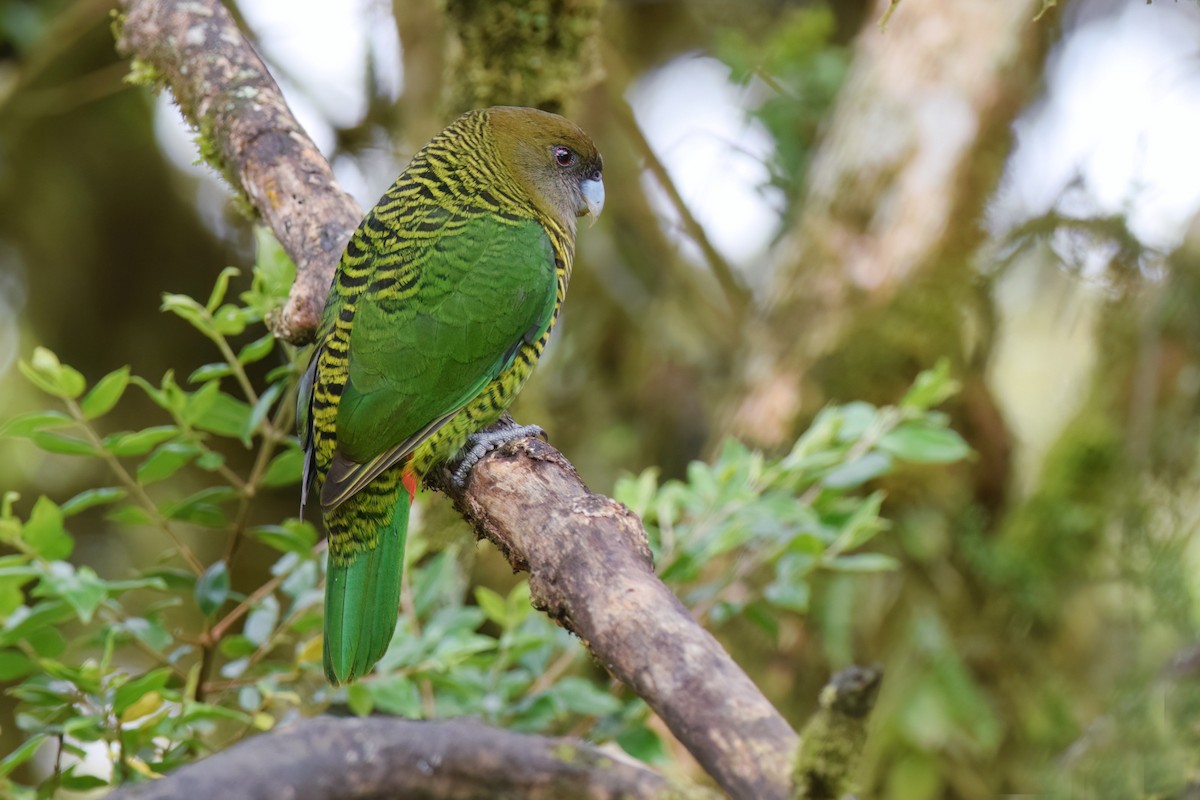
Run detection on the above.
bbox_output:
[482,107,603,241]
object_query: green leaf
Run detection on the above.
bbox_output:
[825,552,899,572]
[0,600,75,648]
[550,676,623,717]
[34,562,107,623]
[212,303,251,337]
[166,486,238,527]
[262,447,304,487]
[30,430,95,456]
[190,391,253,439]
[829,491,887,555]
[194,561,230,616]
[0,410,73,438]
[242,381,283,444]
[26,623,67,656]
[118,616,173,652]
[206,266,241,313]
[114,667,173,715]
[80,366,131,419]
[237,333,275,365]
[161,293,213,336]
[107,505,153,526]
[243,594,279,646]
[764,580,810,613]
[346,682,374,716]
[0,733,48,778]
[24,496,72,560]
[364,675,422,717]
[137,442,201,484]
[0,649,36,681]
[901,358,960,411]
[188,362,233,384]
[61,487,127,516]
[0,573,29,616]
[821,452,892,489]
[59,771,110,791]
[19,347,86,399]
[104,426,179,457]
[219,634,256,659]
[251,520,317,556]
[475,586,508,627]
[196,450,226,471]
[616,725,667,764]
[879,423,971,464]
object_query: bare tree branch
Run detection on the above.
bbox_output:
[115,0,360,344]
[104,717,696,800]
[430,434,799,800]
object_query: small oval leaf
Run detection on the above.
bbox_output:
[80,366,131,419]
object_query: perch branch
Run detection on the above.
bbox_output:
[104,716,690,800]
[115,2,812,798]
[430,434,799,800]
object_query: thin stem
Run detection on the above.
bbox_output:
[612,97,752,324]
[210,541,326,643]
[65,399,205,574]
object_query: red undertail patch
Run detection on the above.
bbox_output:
[401,466,418,502]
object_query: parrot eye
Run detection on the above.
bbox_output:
[553,146,577,168]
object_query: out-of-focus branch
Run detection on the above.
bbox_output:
[115,0,360,344]
[727,0,1044,446]
[611,95,752,326]
[791,665,883,800]
[104,717,691,800]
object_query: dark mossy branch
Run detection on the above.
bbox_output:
[440,0,605,117]
[103,717,697,800]
[791,666,882,800]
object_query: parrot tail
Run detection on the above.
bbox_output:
[322,469,416,685]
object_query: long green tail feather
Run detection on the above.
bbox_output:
[322,489,410,685]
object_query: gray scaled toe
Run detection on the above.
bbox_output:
[450,423,546,488]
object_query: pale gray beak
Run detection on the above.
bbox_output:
[580,176,605,225]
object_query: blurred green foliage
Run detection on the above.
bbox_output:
[715,5,848,207]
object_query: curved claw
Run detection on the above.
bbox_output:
[450,423,547,489]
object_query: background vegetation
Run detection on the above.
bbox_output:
[3,0,1200,797]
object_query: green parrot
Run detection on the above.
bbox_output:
[298,106,604,685]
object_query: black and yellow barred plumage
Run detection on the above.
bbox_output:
[298,106,604,684]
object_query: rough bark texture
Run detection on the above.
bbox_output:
[432,434,801,800]
[104,717,692,800]
[115,0,361,344]
[729,0,1043,446]
[113,3,812,799]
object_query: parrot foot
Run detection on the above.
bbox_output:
[450,421,547,489]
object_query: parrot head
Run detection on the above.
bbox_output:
[487,106,604,233]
